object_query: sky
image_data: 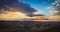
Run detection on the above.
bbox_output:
[0,0,59,15]
[20,0,56,15]
[0,0,60,20]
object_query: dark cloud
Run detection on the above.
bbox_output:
[56,6,60,15]
[51,0,60,15]
[53,5,60,15]
[0,0,36,14]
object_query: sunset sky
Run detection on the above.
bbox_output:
[0,0,60,20]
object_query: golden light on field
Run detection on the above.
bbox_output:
[0,11,30,21]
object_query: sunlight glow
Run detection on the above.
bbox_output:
[0,11,30,20]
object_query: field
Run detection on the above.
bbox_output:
[0,21,60,32]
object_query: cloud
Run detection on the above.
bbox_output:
[48,0,60,15]
[47,6,52,9]
[0,0,36,14]
[33,9,42,14]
